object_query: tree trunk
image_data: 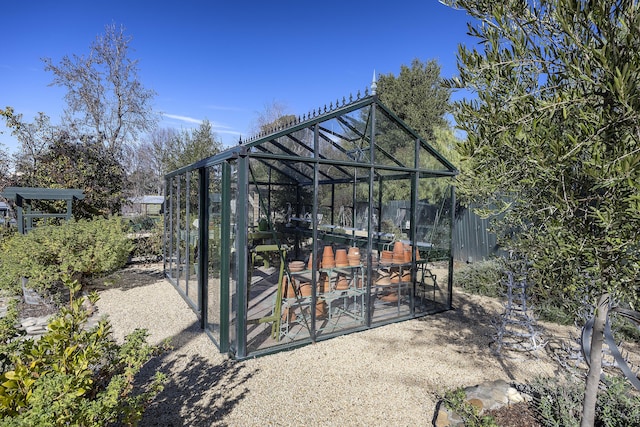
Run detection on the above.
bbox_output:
[581,292,609,427]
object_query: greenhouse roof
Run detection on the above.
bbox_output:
[167,90,458,184]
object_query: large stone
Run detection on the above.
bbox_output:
[433,380,531,426]
[434,409,450,427]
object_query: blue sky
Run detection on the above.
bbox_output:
[1,0,477,154]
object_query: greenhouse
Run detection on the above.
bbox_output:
[164,87,458,359]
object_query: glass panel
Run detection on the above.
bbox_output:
[414,178,453,313]
[316,109,370,163]
[258,129,314,163]
[228,161,238,352]
[185,170,200,309]
[373,109,413,169]
[370,172,413,324]
[166,176,179,283]
[245,157,313,354]
[176,174,187,295]
[206,164,223,344]
[313,165,370,339]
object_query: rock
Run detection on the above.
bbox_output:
[434,409,450,427]
[25,325,47,335]
[468,398,484,411]
[433,380,531,426]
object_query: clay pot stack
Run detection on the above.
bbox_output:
[390,269,401,283]
[335,249,348,267]
[322,246,335,269]
[380,250,394,265]
[335,274,349,290]
[403,245,413,263]
[299,282,313,297]
[375,271,391,286]
[393,241,405,264]
[347,246,361,266]
[289,261,305,272]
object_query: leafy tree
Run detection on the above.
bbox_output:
[153,120,223,174]
[0,142,10,191]
[0,111,128,217]
[377,58,451,144]
[34,134,127,217]
[123,140,164,197]
[43,23,157,157]
[376,59,459,205]
[0,108,57,187]
[443,1,640,425]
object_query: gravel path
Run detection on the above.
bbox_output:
[94,263,575,427]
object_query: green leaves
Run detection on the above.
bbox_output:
[448,0,640,307]
[0,284,166,424]
[0,217,133,295]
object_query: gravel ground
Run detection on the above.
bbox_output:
[94,263,576,427]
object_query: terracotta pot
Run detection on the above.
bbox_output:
[380,250,394,264]
[319,273,330,293]
[348,246,360,257]
[393,241,404,255]
[322,256,335,268]
[348,258,361,267]
[415,248,421,260]
[323,245,334,258]
[289,260,305,272]
[282,307,297,322]
[335,274,349,290]
[401,272,412,282]
[335,249,348,267]
[315,300,327,318]
[403,249,412,263]
[307,253,314,270]
[284,276,296,299]
[381,292,398,302]
[299,282,312,297]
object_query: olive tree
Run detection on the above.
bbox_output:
[443,1,640,425]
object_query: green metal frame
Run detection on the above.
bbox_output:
[164,92,459,360]
[0,187,84,234]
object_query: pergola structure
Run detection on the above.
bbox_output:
[164,86,458,359]
[0,187,84,234]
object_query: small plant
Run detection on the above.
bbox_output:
[0,275,166,425]
[441,388,498,427]
[453,258,505,298]
[0,298,21,372]
[528,374,640,427]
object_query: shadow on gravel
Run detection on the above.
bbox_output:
[88,261,165,291]
[134,321,255,427]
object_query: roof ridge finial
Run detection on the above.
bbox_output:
[371,69,377,95]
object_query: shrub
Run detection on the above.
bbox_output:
[127,216,163,262]
[528,374,640,427]
[0,217,133,295]
[453,259,505,298]
[533,300,577,326]
[0,277,166,426]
